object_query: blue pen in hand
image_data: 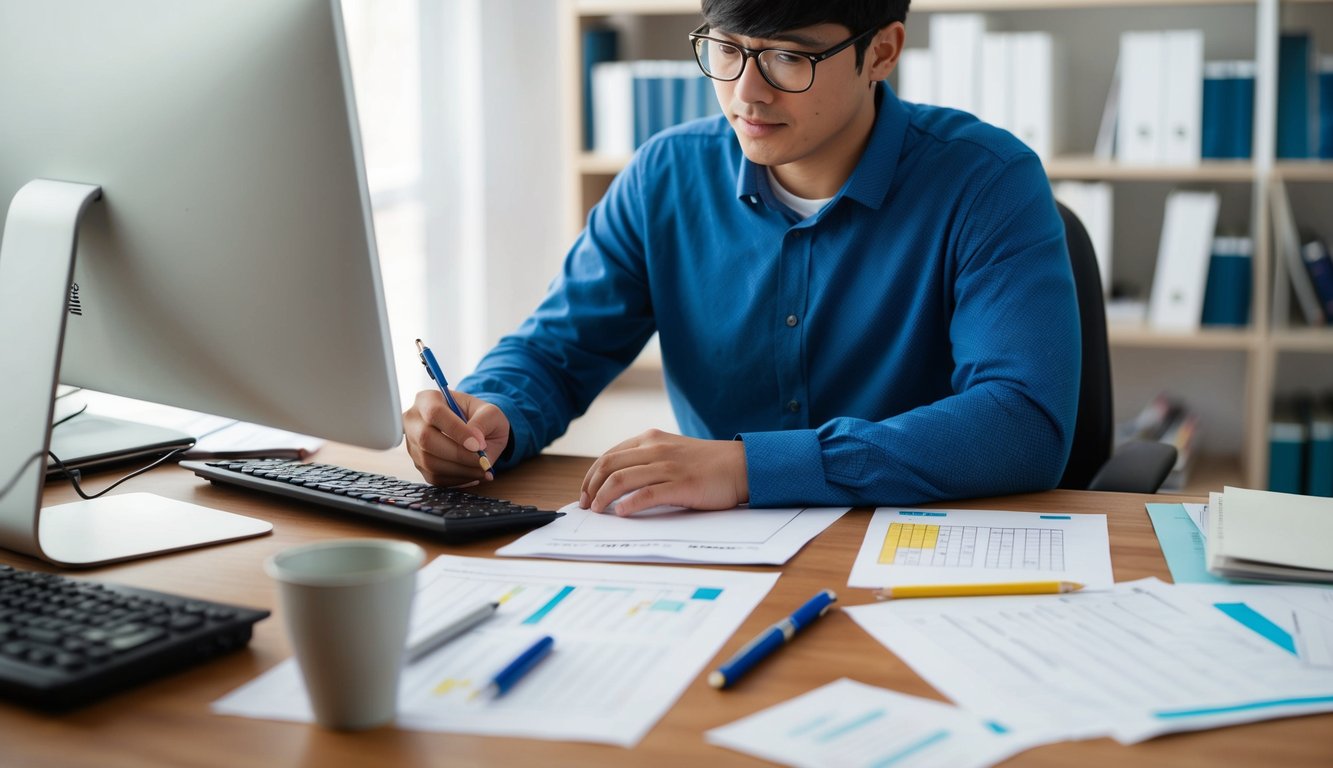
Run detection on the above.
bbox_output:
[472,634,554,699]
[709,589,837,689]
[416,338,493,476]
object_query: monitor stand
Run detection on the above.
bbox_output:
[0,179,271,568]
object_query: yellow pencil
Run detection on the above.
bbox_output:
[874,581,1084,600]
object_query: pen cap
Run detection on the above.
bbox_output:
[789,589,837,630]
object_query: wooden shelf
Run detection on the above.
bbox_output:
[1046,157,1256,182]
[1273,162,1333,182]
[1271,328,1333,352]
[575,0,1258,13]
[582,153,1260,182]
[916,0,1254,10]
[1107,326,1259,350]
[575,0,695,15]
[579,153,633,175]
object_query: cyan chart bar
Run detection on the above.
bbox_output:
[1155,695,1333,719]
[815,708,886,743]
[1214,602,1297,654]
[867,729,952,767]
[522,585,575,625]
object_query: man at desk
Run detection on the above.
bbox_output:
[403,0,1080,516]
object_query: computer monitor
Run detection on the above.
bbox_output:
[0,0,403,566]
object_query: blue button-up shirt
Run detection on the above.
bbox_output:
[459,83,1080,507]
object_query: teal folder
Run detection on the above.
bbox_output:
[1146,503,1232,584]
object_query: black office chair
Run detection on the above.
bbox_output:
[1056,201,1177,493]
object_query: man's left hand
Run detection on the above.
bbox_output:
[579,430,749,516]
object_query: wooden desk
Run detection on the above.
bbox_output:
[7,445,1331,767]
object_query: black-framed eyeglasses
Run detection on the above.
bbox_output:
[688,23,879,94]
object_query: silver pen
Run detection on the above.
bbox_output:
[406,601,500,664]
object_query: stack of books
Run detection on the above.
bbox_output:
[1270,393,1333,496]
[1117,393,1199,492]
[1206,486,1333,583]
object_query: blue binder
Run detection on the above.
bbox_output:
[582,29,619,151]
[1201,237,1252,326]
[1269,398,1306,494]
[1320,64,1333,159]
[1309,398,1333,497]
[1277,33,1313,159]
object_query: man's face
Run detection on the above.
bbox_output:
[708,23,879,172]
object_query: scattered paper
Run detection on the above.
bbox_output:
[1183,503,1208,538]
[706,678,1047,768]
[847,508,1113,590]
[214,556,778,746]
[77,389,324,459]
[497,502,849,565]
[845,578,1333,744]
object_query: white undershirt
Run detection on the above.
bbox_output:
[766,167,833,220]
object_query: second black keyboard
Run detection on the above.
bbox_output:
[181,458,562,539]
[0,564,268,709]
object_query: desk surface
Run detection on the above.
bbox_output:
[7,445,1330,767]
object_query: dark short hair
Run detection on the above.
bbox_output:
[700,0,908,70]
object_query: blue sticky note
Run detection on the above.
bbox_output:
[1145,504,1232,584]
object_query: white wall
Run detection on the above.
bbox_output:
[421,0,568,379]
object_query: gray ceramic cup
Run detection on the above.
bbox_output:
[265,538,425,730]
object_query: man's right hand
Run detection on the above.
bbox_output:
[403,389,511,487]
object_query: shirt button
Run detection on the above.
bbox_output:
[749,195,759,204]
[792,230,803,238]
[787,400,800,413]
[785,314,799,327]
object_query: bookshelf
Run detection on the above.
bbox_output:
[560,0,1333,492]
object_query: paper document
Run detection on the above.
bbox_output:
[77,389,323,459]
[1171,583,1333,669]
[705,678,1047,768]
[1208,486,1333,582]
[845,578,1333,744]
[214,556,778,746]
[847,508,1113,590]
[496,502,849,565]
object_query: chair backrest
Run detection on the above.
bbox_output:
[1056,201,1114,490]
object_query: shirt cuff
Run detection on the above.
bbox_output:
[739,429,825,508]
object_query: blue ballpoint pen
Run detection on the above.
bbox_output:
[416,338,492,475]
[473,634,555,699]
[708,589,837,689]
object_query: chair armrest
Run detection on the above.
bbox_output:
[1085,440,1178,494]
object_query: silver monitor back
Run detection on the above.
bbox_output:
[0,0,403,566]
[0,0,402,449]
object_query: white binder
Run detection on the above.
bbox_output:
[1117,31,1163,164]
[897,48,935,104]
[1011,32,1056,160]
[931,14,986,115]
[979,33,1011,129]
[1160,30,1204,164]
[1148,190,1221,331]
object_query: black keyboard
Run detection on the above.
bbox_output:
[0,564,268,709]
[181,458,563,538]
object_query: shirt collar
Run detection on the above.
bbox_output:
[734,82,907,212]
